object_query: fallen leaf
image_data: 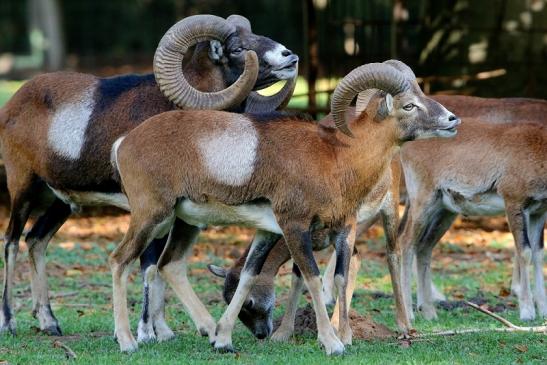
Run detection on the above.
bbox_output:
[65,269,82,276]
[498,287,511,297]
[514,344,528,353]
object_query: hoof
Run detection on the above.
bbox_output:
[115,331,138,353]
[137,321,156,343]
[214,343,235,353]
[320,334,345,356]
[270,329,293,342]
[0,316,16,336]
[519,305,536,322]
[198,327,210,337]
[42,325,63,336]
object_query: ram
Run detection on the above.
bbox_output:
[399,118,546,322]
[110,60,458,354]
[212,94,547,339]
[0,14,298,341]
[207,157,402,340]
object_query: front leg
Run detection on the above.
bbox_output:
[214,231,281,352]
[505,202,535,321]
[270,264,304,341]
[331,218,357,346]
[281,222,344,356]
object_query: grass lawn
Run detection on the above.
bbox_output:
[0,212,545,365]
[0,81,23,108]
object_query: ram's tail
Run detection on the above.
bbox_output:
[110,136,126,183]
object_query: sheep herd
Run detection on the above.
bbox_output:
[0,14,545,357]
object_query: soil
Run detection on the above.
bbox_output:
[274,304,394,340]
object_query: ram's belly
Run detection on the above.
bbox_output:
[442,190,505,216]
[175,199,282,234]
[50,188,130,211]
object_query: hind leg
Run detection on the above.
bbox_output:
[505,202,535,321]
[110,207,174,352]
[415,210,456,321]
[270,264,304,341]
[137,236,175,343]
[26,198,72,335]
[528,213,546,317]
[1,173,36,335]
[156,218,216,343]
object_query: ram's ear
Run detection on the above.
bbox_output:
[356,89,378,116]
[207,264,227,278]
[208,40,224,62]
[376,93,394,121]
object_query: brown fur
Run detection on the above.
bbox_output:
[110,82,456,352]
[399,119,547,321]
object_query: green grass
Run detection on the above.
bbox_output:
[0,81,23,108]
[0,229,545,365]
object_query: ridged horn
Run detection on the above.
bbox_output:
[331,62,410,136]
[154,14,259,110]
[383,59,422,93]
[226,14,252,32]
[244,63,298,112]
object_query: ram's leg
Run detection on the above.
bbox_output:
[511,254,521,296]
[529,213,546,317]
[322,253,337,306]
[26,198,72,336]
[110,210,173,353]
[270,264,305,342]
[282,221,344,356]
[137,235,174,343]
[331,220,357,346]
[214,230,281,352]
[381,198,414,332]
[156,219,216,342]
[330,247,360,330]
[323,218,372,307]
[505,203,535,321]
[398,195,441,322]
[1,173,35,335]
[415,210,456,321]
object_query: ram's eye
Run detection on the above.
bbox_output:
[403,103,415,111]
[231,47,243,54]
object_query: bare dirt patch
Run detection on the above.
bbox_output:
[274,305,394,340]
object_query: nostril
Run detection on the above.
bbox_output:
[448,115,457,121]
[256,332,267,339]
[281,49,292,57]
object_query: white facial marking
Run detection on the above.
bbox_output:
[48,86,95,159]
[264,44,287,67]
[198,115,257,186]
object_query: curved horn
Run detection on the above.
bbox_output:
[154,14,259,110]
[331,63,410,136]
[226,14,252,32]
[383,59,423,93]
[244,64,298,112]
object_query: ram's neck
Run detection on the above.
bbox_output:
[182,43,227,92]
[332,118,399,213]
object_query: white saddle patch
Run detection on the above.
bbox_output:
[198,115,257,186]
[48,86,95,160]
